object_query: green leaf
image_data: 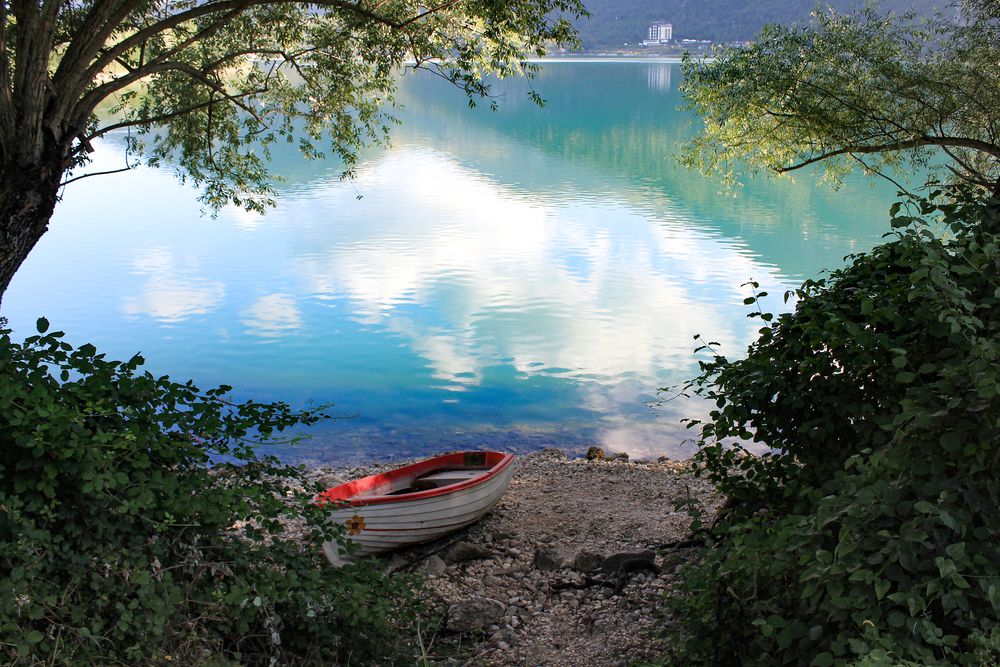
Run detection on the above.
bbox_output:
[36,317,49,333]
[939,432,961,452]
[810,653,834,667]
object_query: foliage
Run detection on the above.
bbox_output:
[0,0,588,299]
[0,322,423,666]
[1,0,586,210]
[679,2,1000,193]
[658,192,1000,666]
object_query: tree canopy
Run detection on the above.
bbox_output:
[0,0,585,299]
[679,1,1000,194]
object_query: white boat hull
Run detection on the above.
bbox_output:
[320,452,516,565]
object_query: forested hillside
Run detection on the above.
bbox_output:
[572,0,946,48]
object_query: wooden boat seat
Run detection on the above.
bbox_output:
[411,469,486,491]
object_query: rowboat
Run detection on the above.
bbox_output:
[317,451,517,566]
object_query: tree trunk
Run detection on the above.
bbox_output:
[0,160,62,307]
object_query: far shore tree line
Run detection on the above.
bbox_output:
[1,0,999,664]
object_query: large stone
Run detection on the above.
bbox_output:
[584,446,605,461]
[446,597,507,632]
[445,540,495,564]
[382,553,409,573]
[573,549,605,573]
[538,447,568,460]
[607,451,629,462]
[533,546,563,571]
[601,550,659,576]
[419,554,447,577]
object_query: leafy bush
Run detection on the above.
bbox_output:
[660,193,1000,666]
[0,322,423,666]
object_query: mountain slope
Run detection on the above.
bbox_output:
[571,0,946,48]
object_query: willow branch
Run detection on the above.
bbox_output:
[83,0,404,85]
[0,0,12,148]
[778,135,1000,174]
[74,8,243,121]
[81,86,269,145]
[61,165,134,185]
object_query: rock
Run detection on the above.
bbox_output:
[420,554,447,577]
[573,549,605,573]
[383,553,409,572]
[533,546,563,571]
[585,446,605,461]
[483,573,501,588]
[445,540,494,564]
[313,472,348,488]
[538,447,567,459]
[446,598,506,632]
[601,550,656,575]
[607,452,629,462]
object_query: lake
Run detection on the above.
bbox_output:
[4,61,903,463]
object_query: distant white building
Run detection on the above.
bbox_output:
[642,21,673,45]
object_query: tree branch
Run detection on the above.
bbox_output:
[397,0,463,29]
[777,135,1000,174]
[76,0,466,111]
[0,0,12,155]
[73,7,245,123]
[848,153,916,198]
[61,165,134,186]
[82,86,269,145]
[10,0,59,162]
[82,0,404,87]
[53,0,145,114]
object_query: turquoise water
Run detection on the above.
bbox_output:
[4,62,903,463]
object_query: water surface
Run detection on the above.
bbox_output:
[5,62,902,463]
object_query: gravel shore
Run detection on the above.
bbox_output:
[309,448,723,666]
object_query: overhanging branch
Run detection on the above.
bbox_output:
[81,86,270,146]
[74,7,244,121]
[82,0,410,86]
[777,135,1000,175]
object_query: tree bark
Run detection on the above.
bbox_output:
[0,158,63,307]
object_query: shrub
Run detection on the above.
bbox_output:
[660,193,1000,666]
[0,322,423,666]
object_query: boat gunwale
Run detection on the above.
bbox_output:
[316,451,516,508]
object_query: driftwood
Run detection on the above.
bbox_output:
[552,552,662,594]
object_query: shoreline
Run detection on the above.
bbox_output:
[307,448,721,666]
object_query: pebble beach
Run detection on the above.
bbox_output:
[307,448,723,666]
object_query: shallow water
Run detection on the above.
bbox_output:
[5,62,903,463]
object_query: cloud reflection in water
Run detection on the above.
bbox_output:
[123,248,225,323]
[286,147,786,453]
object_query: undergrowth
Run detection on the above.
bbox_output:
[659,192,1000,666]
[0,322,425,665]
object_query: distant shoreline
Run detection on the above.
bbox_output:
[531,55,687,64]
[530,53,716,64]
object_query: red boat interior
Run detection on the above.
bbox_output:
[316,451,514,506]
